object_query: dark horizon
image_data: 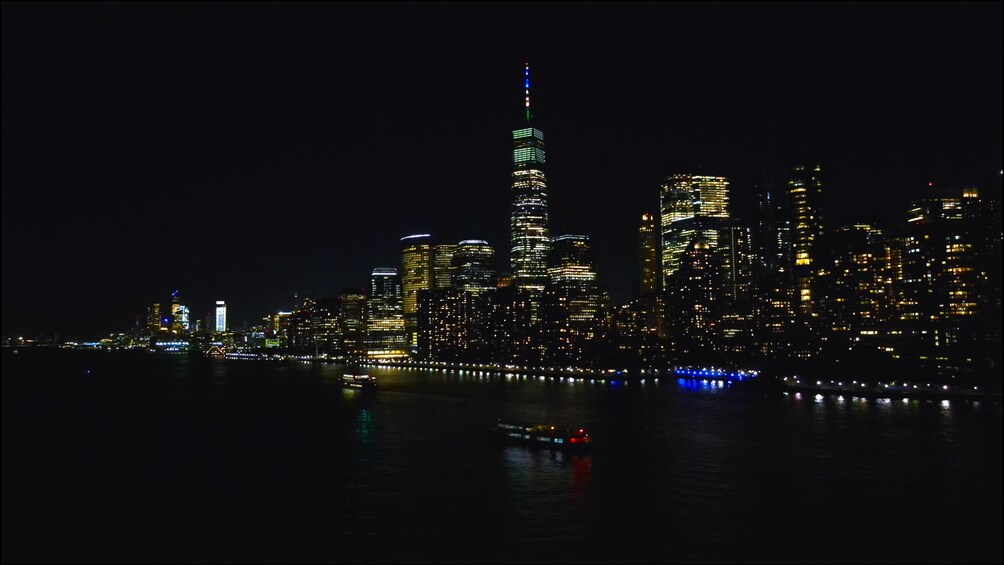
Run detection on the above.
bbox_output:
[3,1,1001,337]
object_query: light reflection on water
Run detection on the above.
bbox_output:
[3,351,1000,564]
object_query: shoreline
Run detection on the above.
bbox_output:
[7,347,1000,402]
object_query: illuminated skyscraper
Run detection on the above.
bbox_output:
[214,301,227,333]
[720,220,754,303]
[452,240,497,294]
[401,234,434,348]
[432,240,457,290]
[543,234,610,365]
[265,311,293,348]
[417,287,485,362]
[311,297,342,355]
[664,238,719,357]
[401,234,457,351]
[815,224,886,348]
[754,175,792,279]
[147,303,161,334]
[894,186,1001,371]
[484,285,534,362]
[339,290,367,358]
[290,295,317,351]
[659,174,729,288]
[510,64,551,292]
[639,213,660,297]
[365,268,407,359]
[788,165,824,316]
[169,290,190,333]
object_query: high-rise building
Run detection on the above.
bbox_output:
[639,213,660,297]
[169,290,190,334]
[146,303,161,334]
[289,295,317,351]
[754,274,798,357]
[401,234,434,349]
[415,238,498,363]
[338,290,367,358]
[894,186,1001,371]
[543,234,610,365]
[400,234,457,351]
[753,175,792,279]
[452,240,497,294]
[788,165,824,316]
[818,224,886,333]
[432,240,457,290]
[311,297,342,355]
[417,287,486,362]
[659,174,730,287]
[365,268,407,359]
[484,285,534,363]
[265,311,293,348]
[510,64,551,293]
[214,301,227,333]
[664,238,719,357]
[720,219,754,304]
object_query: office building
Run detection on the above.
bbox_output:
[660,174,729,287]
[401,234,434,349]
[788,165,824,316]
[510,64,551,293]
[365,268,407,358]
[543,234,610,365]
[720,220,754,304]
[639,213,659,297]
[452,240,497,294]
[147,303,161,334]
[215,301,227,333]
[169,290,190,334]
[401,234,458,351]
[339,290,367,358]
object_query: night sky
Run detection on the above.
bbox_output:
[2,2,1001,337]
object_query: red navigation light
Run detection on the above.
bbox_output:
[570,438,577,443]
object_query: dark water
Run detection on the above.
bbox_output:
[3,350,1001,563]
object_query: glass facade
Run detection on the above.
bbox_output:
[659,174,730,287]
[510,121,550,292]
[433,241,456,290]
[401,234,433,348]
[452,240,496,294]
[215,300,227,333]
[639,213,659,296]
[339,291,367,357]
[720,221,753,303]
[544,234,609,364]
[789,165,824,268]
[788,165,824,316]
[169,291,189,334]
[365,268,407,358]
[147,303,161,334]
[400,234,456,351]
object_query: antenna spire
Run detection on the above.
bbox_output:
[524,62,531,124]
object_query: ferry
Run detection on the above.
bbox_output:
[488,419,591,451]
[341,374,377,390]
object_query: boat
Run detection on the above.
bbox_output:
[488,419,592,451]
[341,373,377,390]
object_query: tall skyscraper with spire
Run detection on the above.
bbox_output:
[510,63,551,293]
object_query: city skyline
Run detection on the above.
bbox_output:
[3,2,1002,337]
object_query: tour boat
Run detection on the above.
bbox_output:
[342,373,377,390]
[488,419,591,451]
